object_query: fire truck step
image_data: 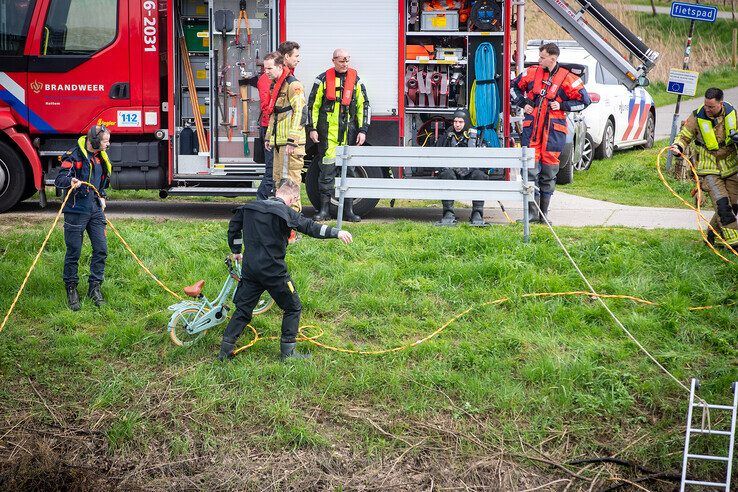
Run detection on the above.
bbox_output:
[166,186,258,197]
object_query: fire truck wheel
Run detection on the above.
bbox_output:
[20,177,38,203]
[0,142,27,213]
[305,159,381,218]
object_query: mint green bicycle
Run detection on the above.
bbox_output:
[167,255,274,346]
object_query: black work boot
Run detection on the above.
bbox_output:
[217,340,236,362]
[314,194,332,221]
[343,199,361,222]
[469,201,488,226]
[66,283,80,311]
[436,200,458,226]
[539,195,552,225]
[280,341,311,361]
[88,282,104,306]
[716,197,738,230]
[706,229,716,246]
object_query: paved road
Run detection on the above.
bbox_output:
[5,192,708,230]
[656,86,738,141]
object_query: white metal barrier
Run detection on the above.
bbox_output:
[334,145,536,241]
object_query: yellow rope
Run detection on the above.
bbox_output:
[0,190,72,334]
[0,181,182,335]
[2,170,735,370]
[231,290,729,356]
[106,220,182,300]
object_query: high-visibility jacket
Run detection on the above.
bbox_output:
[54,136,111,214]
[675,102,738,177]
[266,75,307,147]
[306,68,370,146]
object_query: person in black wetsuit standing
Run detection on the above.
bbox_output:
[219,179,353,361]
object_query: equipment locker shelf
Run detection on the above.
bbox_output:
[403,1,508,151]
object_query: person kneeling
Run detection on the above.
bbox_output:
[219,180,353,362]
[435,109,488,227]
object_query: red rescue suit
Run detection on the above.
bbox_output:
[512,64,590,166]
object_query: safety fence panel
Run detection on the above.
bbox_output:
[334,145,536,242]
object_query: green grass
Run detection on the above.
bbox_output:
[564,139,698,207]
[1,217,736,487]
[28,185,441,210]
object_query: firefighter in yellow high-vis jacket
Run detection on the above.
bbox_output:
[307,48,370,222]
[672,87,738,247]
[264,51,307,212]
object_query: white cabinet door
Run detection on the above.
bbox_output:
[285,0,399,116]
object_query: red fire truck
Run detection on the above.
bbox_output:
[0,0,657,214]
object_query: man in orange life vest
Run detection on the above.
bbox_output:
[307,48,371,222]
[511,43,590,223]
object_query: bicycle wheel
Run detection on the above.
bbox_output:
[253,293,275,316]
[169,306,209,347]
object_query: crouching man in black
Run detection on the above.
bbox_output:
[435,109,489,227]
[219,179,353,361]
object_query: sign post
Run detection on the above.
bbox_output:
[666,1,718,171]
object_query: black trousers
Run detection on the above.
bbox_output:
[62,200,107,285]
[437,168,488,210]
[527,161,559,199]
[256,126,275,200]
[318,158,359,198]
[222,273,303,344]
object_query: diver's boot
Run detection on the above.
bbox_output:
[217,340,236,362]
[469,201,488,226]
[280,341,311,361]
[314,194,331,222]
[436,200,458,226]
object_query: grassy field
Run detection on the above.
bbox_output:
[1,217,736,489]
[563,139,699,208]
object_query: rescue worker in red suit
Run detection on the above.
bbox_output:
[241,72,274,199]
[511,43,590,223]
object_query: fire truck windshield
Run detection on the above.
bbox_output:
[0,0,36,55]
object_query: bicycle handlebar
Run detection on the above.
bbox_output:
[225,255,242,281]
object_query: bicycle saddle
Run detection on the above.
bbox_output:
[184,280,205,298]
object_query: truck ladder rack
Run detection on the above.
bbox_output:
[531,0,660,89]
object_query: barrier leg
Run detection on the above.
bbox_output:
[336,147,349,230]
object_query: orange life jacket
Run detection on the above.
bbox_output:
[325,67,357,107]
[530,65,570,102]
[528,65,571,147]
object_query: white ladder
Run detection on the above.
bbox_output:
[680,378,738,491]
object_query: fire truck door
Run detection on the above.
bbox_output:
[0,0,37,131]
[25,0,132,135]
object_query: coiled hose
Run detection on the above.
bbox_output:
[470,42,500,147]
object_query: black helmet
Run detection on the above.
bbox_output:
[452,108,471,131]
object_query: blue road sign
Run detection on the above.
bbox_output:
[670,2,718,22]
[668,81,685,93]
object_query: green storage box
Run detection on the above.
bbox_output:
[183,21,209,53]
